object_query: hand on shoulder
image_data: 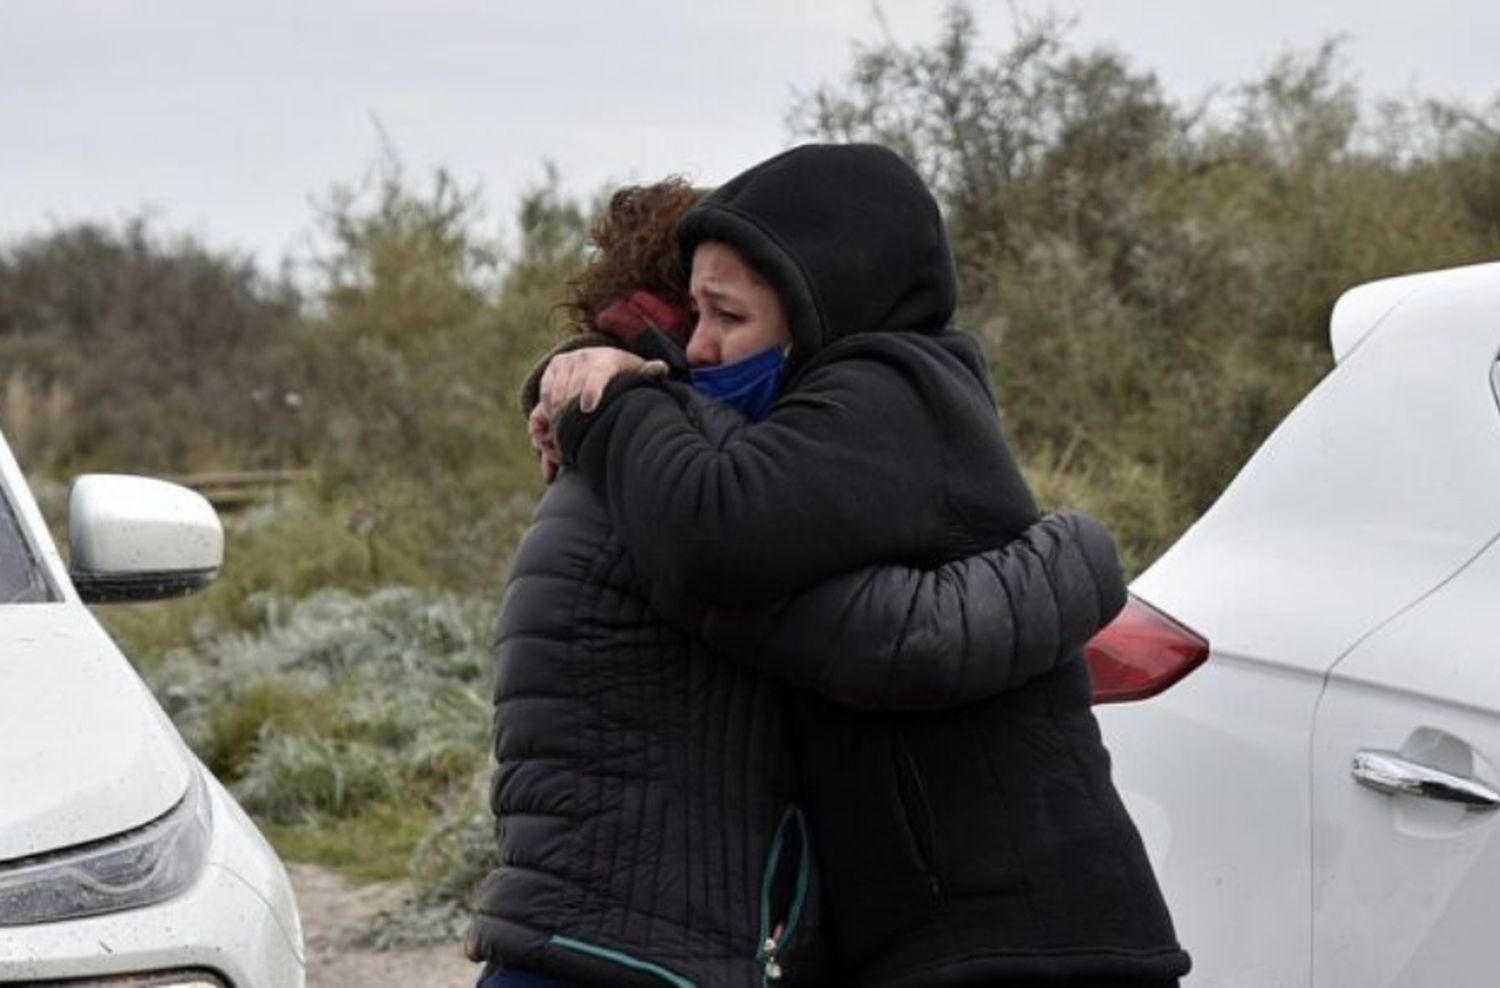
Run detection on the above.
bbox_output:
[533,347,669,482]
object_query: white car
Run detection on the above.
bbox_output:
[0,435,304,986]
[1091,259,1500,986]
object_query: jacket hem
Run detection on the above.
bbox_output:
[549,934,698,987]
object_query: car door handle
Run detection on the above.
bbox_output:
[1351,750,1500,809]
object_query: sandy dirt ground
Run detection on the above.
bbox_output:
[290,864,480,988]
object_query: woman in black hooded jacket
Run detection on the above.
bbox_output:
[467,178,1134,988]
[542,145,1190,986]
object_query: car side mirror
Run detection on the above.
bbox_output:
[68,474,224,603]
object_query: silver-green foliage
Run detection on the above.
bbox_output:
[152,586,494,824]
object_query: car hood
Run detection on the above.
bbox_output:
[0,604,192,862]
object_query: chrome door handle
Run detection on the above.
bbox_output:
[1352,750,1500,809]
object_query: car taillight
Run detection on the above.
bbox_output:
[1085,594,1209,704]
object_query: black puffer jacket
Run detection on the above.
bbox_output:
[556,144,1190,985]
[468,466,817,987]
[470,394,1133,986]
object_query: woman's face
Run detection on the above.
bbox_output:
[685,241,791,367]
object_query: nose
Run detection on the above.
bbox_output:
[685,323,717,368]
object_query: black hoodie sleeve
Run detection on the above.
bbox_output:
[555,346,1033,608]
[537,338,1108,710]
[692,510,1126,710]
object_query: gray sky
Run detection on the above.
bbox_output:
[4,1,1497,267]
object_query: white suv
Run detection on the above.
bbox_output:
[1095,260,1500,987]
[0,433,303,986]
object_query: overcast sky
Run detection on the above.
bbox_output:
[4,1,1498,267]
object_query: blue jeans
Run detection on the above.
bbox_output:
[476,964,582,988]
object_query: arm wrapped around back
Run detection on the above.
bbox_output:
[694,509,1125,710]
[547,332,1126,711]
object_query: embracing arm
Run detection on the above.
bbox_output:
[555,344,1037,607]
[686,510,1126,710]
[542,339,1097,709]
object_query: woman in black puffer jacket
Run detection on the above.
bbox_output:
[544,145,1191,986]
[466,180,1130,988]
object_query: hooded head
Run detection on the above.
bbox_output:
[677,143,957,357]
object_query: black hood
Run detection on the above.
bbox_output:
[678,143,957,354]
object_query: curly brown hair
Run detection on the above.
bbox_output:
[561,178,707,333]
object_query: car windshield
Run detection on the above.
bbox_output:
[0,483,54,603]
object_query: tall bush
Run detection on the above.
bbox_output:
[305,160,585,591]
[0,221,306,473]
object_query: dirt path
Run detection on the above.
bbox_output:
[289,864,479,988]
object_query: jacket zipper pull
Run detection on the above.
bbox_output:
[761,924,786,982]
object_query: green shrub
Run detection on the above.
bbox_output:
[236,735,398,822]
[202,680,343,780]
[146,586,496,875]
[259,803,436,884]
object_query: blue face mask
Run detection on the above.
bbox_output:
[689,346,787,422]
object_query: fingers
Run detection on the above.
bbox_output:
[538,352,577,416]
[539,355,575,417]
[541,351,592,415]
[528,403,553,452]
[579,351,663,410]
[580,365,620,413]
[532,349,663,481]
[541,348,667,417]
[536,431,560,464]
[529,403,562,484]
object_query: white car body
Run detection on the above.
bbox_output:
[0,434,304,986]
[1100,260,1500,986]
